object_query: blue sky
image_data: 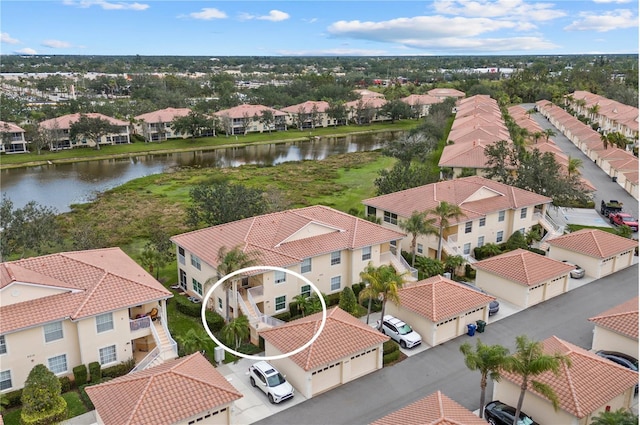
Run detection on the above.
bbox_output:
[1,1,638,56]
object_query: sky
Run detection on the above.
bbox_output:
[1,0,638,57]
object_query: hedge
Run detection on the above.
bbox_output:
[2,388,22,409]
[88,362,102,384]
[173,296,224,332]
[272,311,291,322]
[20,396,67,425]
[205,310,224,333]
[102,358,135,379]
[72,364,88,387]
[383,340,399,355]
[59,376,72,393]
[383,350,400,365]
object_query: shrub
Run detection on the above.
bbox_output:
[465,264,475,279]
[528,247,546,256]
[205,310,225,332]
[351,283,363,298]
[289,301,299,317]
[326,292,341,306]
[72,365,88,387]
[272,311,291,322]
[174,295,202,317]
[339,287,357,315]
[78,384,95,411]
[102,358,135,379]
[20,396,67,425]
[383,340,399,355]
[383,350,400,365]
[21,364,67,425]
[59,376,72,393]
[3,389,22,409]
[88,362,102,383]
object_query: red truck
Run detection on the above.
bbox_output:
[609,212,639,232]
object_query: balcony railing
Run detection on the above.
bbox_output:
[129,346,160,374]
[129,315,152,332]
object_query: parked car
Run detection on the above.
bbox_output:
[456,281,500,315]
[600,199,623,217]
[595,350,638,392]
[248,361,294,404]
[484,400,539,425]
[609,212,639,232]
[562,261,585,279]
[376,315,422,349]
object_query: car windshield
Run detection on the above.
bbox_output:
[517,417,534,425]
[266,373,286,387]
[397,323,413,335]
[622,216,636,222]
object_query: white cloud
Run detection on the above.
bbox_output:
[564,9,638,32]
[186,8,227,20]
[42,40,72,48]
[433,0,565,21]
[62,0,149,10]
[1,32,19,44]
[303,18,318,24]
[15,48,37,55]
[593,0,632,3]
[257,10,290,22]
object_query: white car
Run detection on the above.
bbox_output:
[377,315,422,349]
[248,361,294,404]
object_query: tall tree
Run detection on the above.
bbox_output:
[567,156,583,177]
[504,335,571,425]
[259,109,275,133]
[460,340,510,419]
[399,210,437,266]
[221,314,250,350]
[338,286,358,316]
[590,408,638,425]
[215,245,260,322]
[358,263,406,330]
[69,114,120,150]
[543,128,556,142]
[326,101,347,127]
[171,110,210,140]
[428,201,465,261]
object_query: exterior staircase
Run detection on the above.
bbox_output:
[535,212,565,251]
[153,320,178,361]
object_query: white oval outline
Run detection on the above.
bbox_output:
[200,265,327,361]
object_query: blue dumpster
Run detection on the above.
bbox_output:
[467,323,477,336]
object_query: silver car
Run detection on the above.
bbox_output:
[562,261,585,279]
[377,315,422,349]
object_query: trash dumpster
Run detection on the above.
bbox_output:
[476,320,486,333]
[466,323,477,336]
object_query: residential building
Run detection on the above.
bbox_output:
[214,104,287,135]
[86,352,243,425]
[427,88,465,101]
[567,91,639,141]
[353,89,385,99]
[134,107,193,141]
[472,249,575,308]
[493,336,638,425]
[345,97,388,125]
[362,176,553,262]
[170,206,410,341]
[0,248,176,393]
[281,100,334,129]
[547,229,637,278]
[370,391,488,425]
[589,297,638,359]
[399,94,442,118]
[385,275,495,347]
[0,121,28,154]
[260,307,389,399]
[39,113,130,150]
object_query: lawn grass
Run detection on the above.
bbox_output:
[566,224,617,233]
[2,390,88,425]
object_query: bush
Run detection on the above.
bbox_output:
[528,247,546,256]
[20,396,67,425]
[326,292,341,306]
[102,358,135,379]
[383,350,400,365]
[383,340,399,355]
[59,376,72,393]
[174,295,202,317]
[351,283,363,298]
[272,311,291,322]
[88,362,102,384]
[205,310,224,332]
[21,364,67,425]
[78,384,95,411]
[289,301,299,317]
[72,364,88,387]
[465,264,475,279]
[3,389,22,409]
[339,287,357,315]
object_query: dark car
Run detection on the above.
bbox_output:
[457,282,500,315]
[484,401,539,425]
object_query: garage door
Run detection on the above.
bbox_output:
[546,277,564,299]
[528,283,544,306]
[600,257,615,277]
[435,317,458,345]
[311,361,341,396]
[350,348,378,379]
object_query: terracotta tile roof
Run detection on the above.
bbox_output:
[363,176,551,226]
[85,353,242,425]
[40,113,128,130]
[345,97,388,109]
[428,88,465,98]
[624,170,639,185]
[260,307,388,371]
[370,391,486,425]
[570,91,639,132]
[609,157,639,172]
[400,94,442,106]
[598,148,636,161]
[171,205,406,271]
[0,121,25,133]
[438,139,499,169]
[501,336,638,418]
[353,89,385,99]
[214,104,286,119]
[0,248,172,334]
[135,107,191,123]
[472,249,575,286]
[396,275,495,322]
[281,100,330,114]
[548,229,638,259]
[588,297,638,340]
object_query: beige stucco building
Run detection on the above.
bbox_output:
[589,297,638,359]
[39,112,130,150]
[134,107,193,141]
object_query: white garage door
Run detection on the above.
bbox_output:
[600,257,615,277]
[546,277,564,299]
[435,317,458,345]
[528,283,544,306]
[350,348,378,379]
[311,361,341,396]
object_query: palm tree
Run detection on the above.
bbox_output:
[429,201,466,261]
[293,293,311,317]
[590,408,638,425]
[543,128,556,142]
[504,335,571,425]
[532,131,544,144]
[567,156,583,177]
[221,314,250,350]
[175,328,210,356]
[460,340,510,419]
[359,263,406,331]
[398,210,437,267]
[443,255,465,277]
[601,133,610,150]
[215,245,260,322]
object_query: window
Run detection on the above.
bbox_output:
[44,321,63,343]
[479,217,486,227]
[465,222,472,234]
[477,236,485,247]
[366,206,376,218]
[496,231,504,243]
[362,246,372,261]
[520,207,527,219]
[47,354,67,375]
[218,298,222,309]
[190,254,201,270]
[463,243,471,255]
[383,211,398,225]
[301,258,311,274]
[0,336,5,355]
[96,313,114,333]
[178,247,185,265]
[330,276,341,291]
[192,278,202,296]
[300,285,311,298]
[275,296,286,312]
[330,251,341,266]
[179,269,187,288]
[417,243,423,254]
[498,210,505,222]
[99,345,117,365]
[274,270,286,284]
[0,370,11,390]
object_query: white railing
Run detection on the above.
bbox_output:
[129,346,160,374]
[396,253,418,279]
[258,314,286,327]
[160,317,178,358]
[237,295,257,323]
[239,289,285,328]
[129,315,152,332]
[247,285,263,300]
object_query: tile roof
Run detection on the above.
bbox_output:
[362,176,551,225]
[259,307,389,371]
[0,248,172,334]
[588,297,638,340]
[400,94,442,106]
[370,391,487,425]
[547,229,638,259]
[134,107,191,123]
[345,97,388,109]
[0,121,25,133]
[396,275,495,322]
[500,336,638,418]
[281,100,330,114]
[170,205,406,270]
[214,104,286,119]
[428,88,465,98]
[85,353,242,425]
[472,249,575,286]
[353,89,386,99]
[623,170,639,185]
[40,113,128,130]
